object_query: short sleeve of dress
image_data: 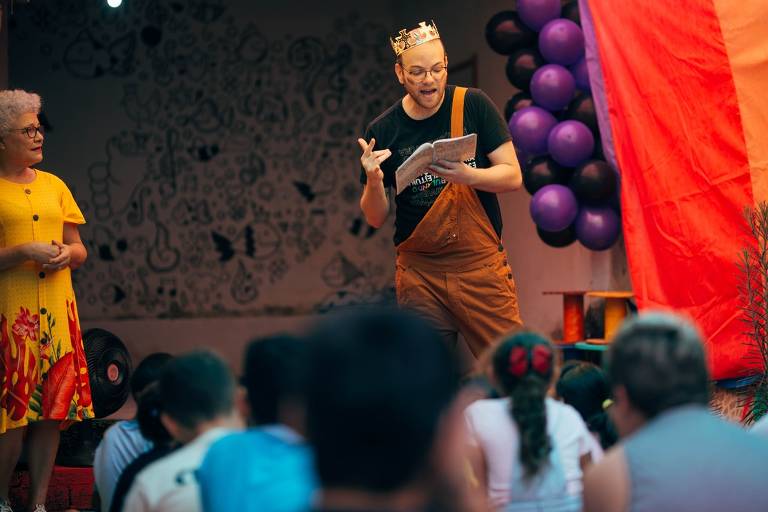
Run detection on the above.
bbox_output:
[55,175,86,225]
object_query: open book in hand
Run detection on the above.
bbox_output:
[395,133,478,195]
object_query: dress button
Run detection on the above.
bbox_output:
[39,272,45,279]
[40,307,47,315]
[507,273,513,279]
[33,214,39,221]
[24,189,31,194]
[498,245,504,252]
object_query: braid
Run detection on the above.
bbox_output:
[492,332,555,481]
[510,375,551,480]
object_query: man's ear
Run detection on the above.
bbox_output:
[612,385,629,409]
[395,62,405,85]
[160,412,184,442]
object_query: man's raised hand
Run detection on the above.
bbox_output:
[358,138,391,183]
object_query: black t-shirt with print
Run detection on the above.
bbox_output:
[361,85,512,246]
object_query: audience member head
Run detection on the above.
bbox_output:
[0,89,41,132]
[306,307,460,498]
[135,383,173,446]
[158,350,241,443]
[556,361,617,449]
[130,352,173,401]
[241,334,307,429]
[607,311,709,437]
[461,344,502,402]
[491,332,555,480]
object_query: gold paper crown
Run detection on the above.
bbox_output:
[390,21,441,57]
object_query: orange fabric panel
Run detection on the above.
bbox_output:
[587,0,758,379]
[713,0,768,205]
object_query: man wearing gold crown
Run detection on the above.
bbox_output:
[357,21,524,358]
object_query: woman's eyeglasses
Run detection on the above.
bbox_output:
[12,125,44,139]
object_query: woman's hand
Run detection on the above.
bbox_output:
[23,241,60,264]
[42,240,72,271]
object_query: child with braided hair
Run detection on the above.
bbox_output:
[464,332,592,511]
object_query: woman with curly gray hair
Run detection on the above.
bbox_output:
[0,89,92,512]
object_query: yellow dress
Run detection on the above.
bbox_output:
[0,169,93,433]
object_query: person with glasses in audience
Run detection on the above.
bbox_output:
[0,89,92,512]
[358,21,523,360]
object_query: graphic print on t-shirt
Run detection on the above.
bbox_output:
[398,131,477,208]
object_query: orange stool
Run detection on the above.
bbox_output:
[543,290,587,344]
[585,291,634,343]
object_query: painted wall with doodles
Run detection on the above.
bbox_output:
[8,0,402,320]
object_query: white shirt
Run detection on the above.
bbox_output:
[586,431,604,462]
[464,397,592,509]
[122,427,231,512]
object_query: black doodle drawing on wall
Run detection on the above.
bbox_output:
[62,29,135,79]
[146,204,181,272]
[10,1,401,318]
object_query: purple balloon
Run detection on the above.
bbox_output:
[575,206,621,251]
[570,56,591,92]
[530,64,575,112]
[518,0,562,31]
[539,19,584,66]
[530,184,579,232]
[548,120,595,167]
[508,106,558,156]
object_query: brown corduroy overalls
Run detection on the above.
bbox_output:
[395,87,523,357]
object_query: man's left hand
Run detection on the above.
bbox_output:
[428,160,477,187]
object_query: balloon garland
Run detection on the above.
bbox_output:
[486,0,621,250]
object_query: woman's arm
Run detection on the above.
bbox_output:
[0,242,59,271]
[0,245,31,271]
[63,223,88,269]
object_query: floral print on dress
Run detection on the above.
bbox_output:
[2,302,92,426]
[1,309,41,421]
[12,307,39,342]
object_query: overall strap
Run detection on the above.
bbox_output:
[451,86,468,138]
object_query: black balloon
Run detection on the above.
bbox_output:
[486,11,537,56]
[506,48,545,91]
[593,136,606,160]
[608,188,622,212]
[567,94,598,135]
[562,1,581,26]
[569,160,617,203]
[504,92,534,121]
[538,224,577,248]
[523,156,572,196]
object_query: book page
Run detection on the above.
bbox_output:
[395,142,435,195]
[433,133,477,163]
